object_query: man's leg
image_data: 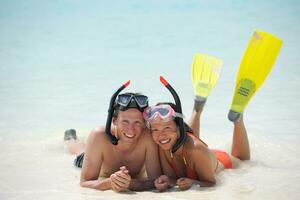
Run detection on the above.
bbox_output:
[64,129,85,155]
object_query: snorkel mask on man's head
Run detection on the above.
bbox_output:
[115,93,148,112]
[105,81,149,145]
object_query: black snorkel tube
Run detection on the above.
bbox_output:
[105,80,130,145]
[160,76,186,153]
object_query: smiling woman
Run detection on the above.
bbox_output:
[142,75,250,191]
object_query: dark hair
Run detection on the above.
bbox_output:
[155,102,194,133]
[113,92,146,118]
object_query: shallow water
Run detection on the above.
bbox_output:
[1,0,300,199]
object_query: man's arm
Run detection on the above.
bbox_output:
[129,132,162,191]
[80,178,112,191]
[80,128,112,191]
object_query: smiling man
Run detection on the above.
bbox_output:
[66,92,161,192]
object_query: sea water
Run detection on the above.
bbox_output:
[0,0,300,199]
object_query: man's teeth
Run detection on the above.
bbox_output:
[159,139,171,144]
[124,133,135,138]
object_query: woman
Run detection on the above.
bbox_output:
[143,78,250,191]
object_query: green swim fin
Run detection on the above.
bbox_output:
[228,30,283,122]
[191,53,223,103]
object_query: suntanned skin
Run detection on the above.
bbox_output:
[150,119,217,191]
[150,102,250,191]
[79,108,161,192]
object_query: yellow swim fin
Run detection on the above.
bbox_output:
[228,30,283,122]
[191,53,223,103]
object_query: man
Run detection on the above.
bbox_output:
[65,92,161,192]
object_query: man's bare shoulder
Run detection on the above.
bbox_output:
[86,126,109,146]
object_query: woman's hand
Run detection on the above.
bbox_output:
[176,177,193,190]
[154,175,171,192]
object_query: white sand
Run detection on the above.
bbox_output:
[1,130,300,200]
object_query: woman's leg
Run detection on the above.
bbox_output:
[188,100,205,138]
[230,115,250,160]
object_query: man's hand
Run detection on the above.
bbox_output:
[110,166,131,192]
[176,177,193,190]
[154,175,171,192]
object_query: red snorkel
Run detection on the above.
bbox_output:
[160,76,186,153]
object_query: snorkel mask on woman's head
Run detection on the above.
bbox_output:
[143,104,184,126]
[146,76,186,153]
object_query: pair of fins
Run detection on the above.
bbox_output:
[191,30,283,122]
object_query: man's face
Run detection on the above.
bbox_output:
[114,108,145,143]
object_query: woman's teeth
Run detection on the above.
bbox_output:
[159,139,171,144]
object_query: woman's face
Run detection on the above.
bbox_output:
[149,119,178,150]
